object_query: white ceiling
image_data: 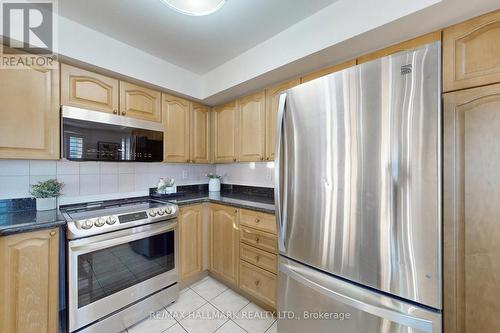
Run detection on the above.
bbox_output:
[59,0,338,74]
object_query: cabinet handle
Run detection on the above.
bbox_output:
[50,231,56,236]
[121,111,126,116]
[113,110,117,114]
[255,279,260,286]
[255,237,260,243]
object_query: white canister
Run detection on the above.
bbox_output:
[209,178,221,192]
[36,197,57,211]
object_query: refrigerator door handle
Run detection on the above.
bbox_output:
[275,92,287,253]
[280,260,439,333]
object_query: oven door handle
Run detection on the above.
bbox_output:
[69,221,176,254]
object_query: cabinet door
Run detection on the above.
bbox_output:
[443,10,500,92]
[357,30,441,64]
[301,59,356,83]
[443,83,500,333]
[163,94,191,162]
[190,103,211,164]
[0,228,59,333]
[61,64,119,114]
[213,101,238,163]
[179,205,203,282]
[238,91,266,162]
[0,61,59,159]
[265,79,300,161]
[119,81,161,122]
[239,260,276,308]
[209,204,239,287]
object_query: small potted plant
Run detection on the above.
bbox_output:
[206,173,222,192]
[30,179,64,211]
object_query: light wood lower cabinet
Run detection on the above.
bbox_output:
[119,81,161,122]
[179,205,204,283]
[0,228,59,333]
[209,204,239,287]
[443,83,500,333]
[61,63,119,114]
[0,59,60,159]
[239,260,277,309]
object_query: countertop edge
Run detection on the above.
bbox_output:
[175,198,275,214]
[0,220,66,237]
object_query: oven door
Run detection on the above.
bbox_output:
[68,220,177,332]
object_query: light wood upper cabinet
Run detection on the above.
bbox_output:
[209,204,239,287]
[0,61,60,160]
[119,81,161,122]
[238,91,266,162]
[179,205,203,283]
[213,101,238,163]
[443,83,500,333]
[61,64,119,114]
[163,93,191,163]
[265,79,300,161]
[0,228,59,333]
[191,103,211,164]
[357,30,441,64]
[443,10,500,92]
[301,59,356,83]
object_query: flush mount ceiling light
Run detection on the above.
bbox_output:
[161,0,226,16]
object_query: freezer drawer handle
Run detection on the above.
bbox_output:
[280,262,436,333]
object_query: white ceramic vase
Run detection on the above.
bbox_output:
[209,178,221,192]
[36,197,57,211]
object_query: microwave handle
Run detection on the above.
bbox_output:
[69,221,176,254]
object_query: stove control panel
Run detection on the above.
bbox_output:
[70,203,178,238]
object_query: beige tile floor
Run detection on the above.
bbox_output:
[126,276,277,333]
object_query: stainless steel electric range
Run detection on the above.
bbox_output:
[61,198,179,333]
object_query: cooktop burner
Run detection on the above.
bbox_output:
[62,197,178,239]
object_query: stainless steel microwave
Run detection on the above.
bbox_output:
[61,106,163,162]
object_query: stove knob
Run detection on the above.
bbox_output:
[95,217,106,227]
[149,210,157,217]
[157,208,165,216]
[81,220,93,230]
[165,206,173,214]
[107,216,117,225]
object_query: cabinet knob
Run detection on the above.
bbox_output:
[260,157,264,161]
[50,231,56,236]
[186,159,190,163]
[233,158,237,162]
[266,157,270,161]
[255,279,260,286]
[234,209,238,214]
[121,111,126,116]
[255,255,260,262]
[255,218,260,223]
[255,237,260,243]
[113,110,117,114]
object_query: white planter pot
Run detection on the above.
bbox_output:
[36,197,57,211]
[209,178,221,192]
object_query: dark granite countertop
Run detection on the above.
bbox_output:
[0,198,66,236]
[151,184,275,214]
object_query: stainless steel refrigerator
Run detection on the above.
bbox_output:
[275,42,441,333]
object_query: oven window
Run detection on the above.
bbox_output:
[77,231,174,308]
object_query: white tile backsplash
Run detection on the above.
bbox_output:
[0,160,215,200]
[216,162,274,188]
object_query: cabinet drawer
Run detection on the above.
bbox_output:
[239,260,276,308]
[239,209,276,234]
[240,243,277,274]
[240,227,277,253]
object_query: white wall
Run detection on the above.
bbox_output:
[0,160,214,203]
[216,162,275,188]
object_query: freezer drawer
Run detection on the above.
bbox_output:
[278,257,441,333]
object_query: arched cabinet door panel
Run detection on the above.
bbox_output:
[119,81,161,122]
